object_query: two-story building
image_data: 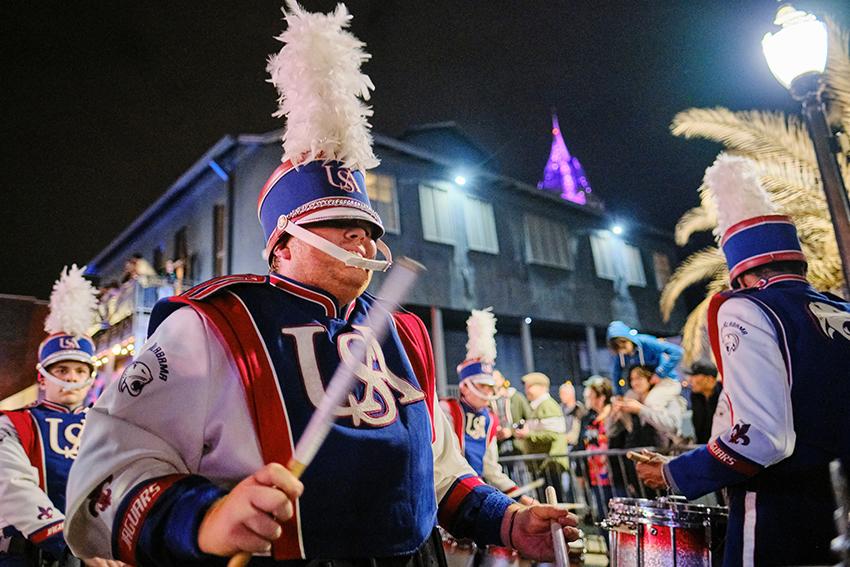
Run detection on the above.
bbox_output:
[85,119,686,397]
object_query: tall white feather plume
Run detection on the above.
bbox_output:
[268,1,379,170]
[44,265,98,337]
[704,153,777,238]
[465,307,497,364]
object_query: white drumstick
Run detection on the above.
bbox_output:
[511,478,545,497]
[545,486,569,567]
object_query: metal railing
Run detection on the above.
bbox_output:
[498,446,722,527]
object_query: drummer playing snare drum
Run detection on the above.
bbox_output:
[635,155,850,566]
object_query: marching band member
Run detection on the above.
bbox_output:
[636,154,850,565]
[0,266,120,566]
[64,4,579,566]
[440,309,534,505]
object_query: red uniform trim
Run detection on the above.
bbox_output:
[177,293,304,559]
[257,161,295,218]
[29,520,63,543]
[720,214,795,245]
[392,312,438,442]
[487,411,500,445]
[437,476,486,528]
[728,250,807,281]
[2,409,46,490]
[269,274,337,318]
[707,292,734,423]
[115,474,186,564]
[440,399,465,450]
[707,439,762,476]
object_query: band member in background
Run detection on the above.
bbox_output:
[64,5,579,565]
[441,309,535,505]
[0,266,121,566]
[636,155,850,565]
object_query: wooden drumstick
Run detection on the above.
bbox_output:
[545,486,569,567]
[627,450,653,463]
[228,258,425,567]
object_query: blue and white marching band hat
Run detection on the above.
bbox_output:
[36,265,98,375]
[258,2,389,271]
[704,154,806,285]
[457,308,499,398]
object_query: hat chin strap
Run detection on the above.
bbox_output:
[36,366,94,391]
[279,217,392,272]
[461,378,499,402]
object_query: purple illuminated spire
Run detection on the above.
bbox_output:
[538,114,591,205]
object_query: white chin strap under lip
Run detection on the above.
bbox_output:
[36,366,94,391]
[278,216,392,272]
[461,378,499,402]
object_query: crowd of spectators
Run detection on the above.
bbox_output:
[484,320,730,515]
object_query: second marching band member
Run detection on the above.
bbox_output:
[441,309,534,505]
[0,266,121,566]
[637,154,850,565]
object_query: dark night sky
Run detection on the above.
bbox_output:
[3,1,848,299]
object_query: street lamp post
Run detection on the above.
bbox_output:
[762,4,850,291]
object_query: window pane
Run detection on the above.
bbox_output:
[419,183,454,244]
[590,234,615,280]
[653,252,672,291]
[365,172,400,234]
[524,213,570,268]
[624,244,646,287]
[463,197,498,253]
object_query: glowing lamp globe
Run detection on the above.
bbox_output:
[761,5,827,93]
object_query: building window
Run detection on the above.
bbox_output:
[590,232,646,286]
[365,172,400,234]
[653,251,672,291]
[213,204,227,277]
[463,196,499,253]
[419,183,455,244]
[622,243,647,287]
[524,213,571,269]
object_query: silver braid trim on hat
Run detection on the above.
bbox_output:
[287,197,381,224]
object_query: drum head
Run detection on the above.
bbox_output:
[606,497,727,529]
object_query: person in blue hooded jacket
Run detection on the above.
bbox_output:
[606,321,683,395]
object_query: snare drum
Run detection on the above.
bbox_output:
[600,497,727,566]
[439,527,476,567]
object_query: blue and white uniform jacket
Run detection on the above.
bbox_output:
[439,399,520,498]
[664,275,850,566]
[64,274,514,566]
[0,401,87,560]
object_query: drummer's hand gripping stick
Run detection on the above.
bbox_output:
[228,258,425,567]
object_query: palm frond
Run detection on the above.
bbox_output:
[825,18,850,128]
[675,206,714,245]
[671,108,816,168]
[680,277,728,363]
[660,247,727,321]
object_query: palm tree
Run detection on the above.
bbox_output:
[660,19,850,362]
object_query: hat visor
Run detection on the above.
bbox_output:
[295,206,385,239]
[38,351,95,370]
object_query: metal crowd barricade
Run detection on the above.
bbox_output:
[499,446,721,528]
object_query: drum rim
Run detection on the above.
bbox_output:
[605,496,728,528]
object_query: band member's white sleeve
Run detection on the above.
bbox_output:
[64,307,262,559]
[0,415,64,539]
[714,297,795,466]
[432,401,478,501]
[481,437,517,494]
